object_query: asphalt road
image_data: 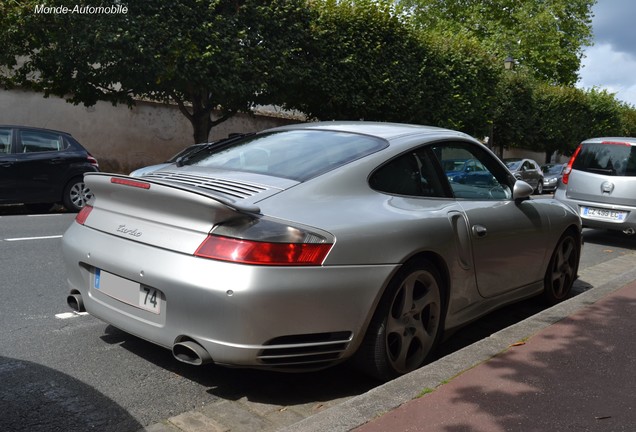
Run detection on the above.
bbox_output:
[0,203,634,431]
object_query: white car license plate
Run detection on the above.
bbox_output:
[581,206,627,222]
[94,269,162,314]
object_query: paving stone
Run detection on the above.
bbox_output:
[168,411,229,432]
[262,406,307,430]
[138,421,183,432]
[200,399,274,432]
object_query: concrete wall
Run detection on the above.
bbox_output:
[0,89,300,173]
[502,147,567,165]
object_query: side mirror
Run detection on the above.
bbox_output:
[512,180,534,200]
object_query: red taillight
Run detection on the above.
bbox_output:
[194,235,333,266]
[111,177,151,189]
[87,154,99,168]
[75,205,93,225]
[562,145,582,185]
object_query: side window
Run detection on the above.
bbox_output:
[370,150,447,198]
[433,142,512,200]
[0,128,12,154]
[19,130,65,153]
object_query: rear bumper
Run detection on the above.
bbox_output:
[62,222,397,369]
[554,189,636,232]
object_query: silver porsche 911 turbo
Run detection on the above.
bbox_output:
[63,122,582,380]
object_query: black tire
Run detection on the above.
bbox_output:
[62,177,93,212]
[356,260,444,381]
[534,179,544,194]
[544,232,579,305]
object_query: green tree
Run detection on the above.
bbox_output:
[278,0,433,123]
[0,0,313,143]
[534,84,591,161]
[583,88,624,138]
[491,71,538,157]
[401,0,595,85]
[619,103,636,137]
[279,0,500,137]
[423,31,501,137]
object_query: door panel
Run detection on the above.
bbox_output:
[432,142,549,298]
[457,200,549,297]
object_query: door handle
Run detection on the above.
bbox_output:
[472,225,487,238]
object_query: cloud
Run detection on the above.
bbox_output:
[577,0,636,107]
[590,0,636,58]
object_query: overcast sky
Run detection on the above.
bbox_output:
[577,0,636,106]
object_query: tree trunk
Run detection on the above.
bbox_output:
[191,112,213,144]
[173,90,238,144]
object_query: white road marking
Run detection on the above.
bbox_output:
[4,235,63,242]
[55,312,89,319]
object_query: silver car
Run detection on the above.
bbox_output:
[555,137,636,235]
[541,163,566,193]
[63,122,581,380]
[504,158,544,194]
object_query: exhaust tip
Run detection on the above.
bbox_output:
[173,340,213,366]
[67,292,85,312]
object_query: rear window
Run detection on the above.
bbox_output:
[573,142,636,177]
[185,129,387,181]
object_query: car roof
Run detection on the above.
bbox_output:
[582,137,636,145]
[0,124,73,136]
[268,121,470,142]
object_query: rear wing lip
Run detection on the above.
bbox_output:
[86,172,262,215]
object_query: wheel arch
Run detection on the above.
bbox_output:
[401,251,451,324]
[366,250,452,334]
[61,174,91,211]
[352,250,451,379]
[557,223,582,273]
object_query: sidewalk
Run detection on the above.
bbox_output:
[283,253,636,432]
[355,280,636,432]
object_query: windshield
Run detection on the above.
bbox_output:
[505,160,521,170]
[184,129,387,181]
[542,164,564,174]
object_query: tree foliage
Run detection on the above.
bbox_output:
[1,0,634,158]
[0,0,313,142]
[401,0,595,85]
[278,0,501,137]
[277,0,432,122]
[533,84,592,160]
[491,71,538,156]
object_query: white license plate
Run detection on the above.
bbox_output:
[581,207,627,222]
[94,269,163,314]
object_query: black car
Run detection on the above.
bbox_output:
[0,125,99,212]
